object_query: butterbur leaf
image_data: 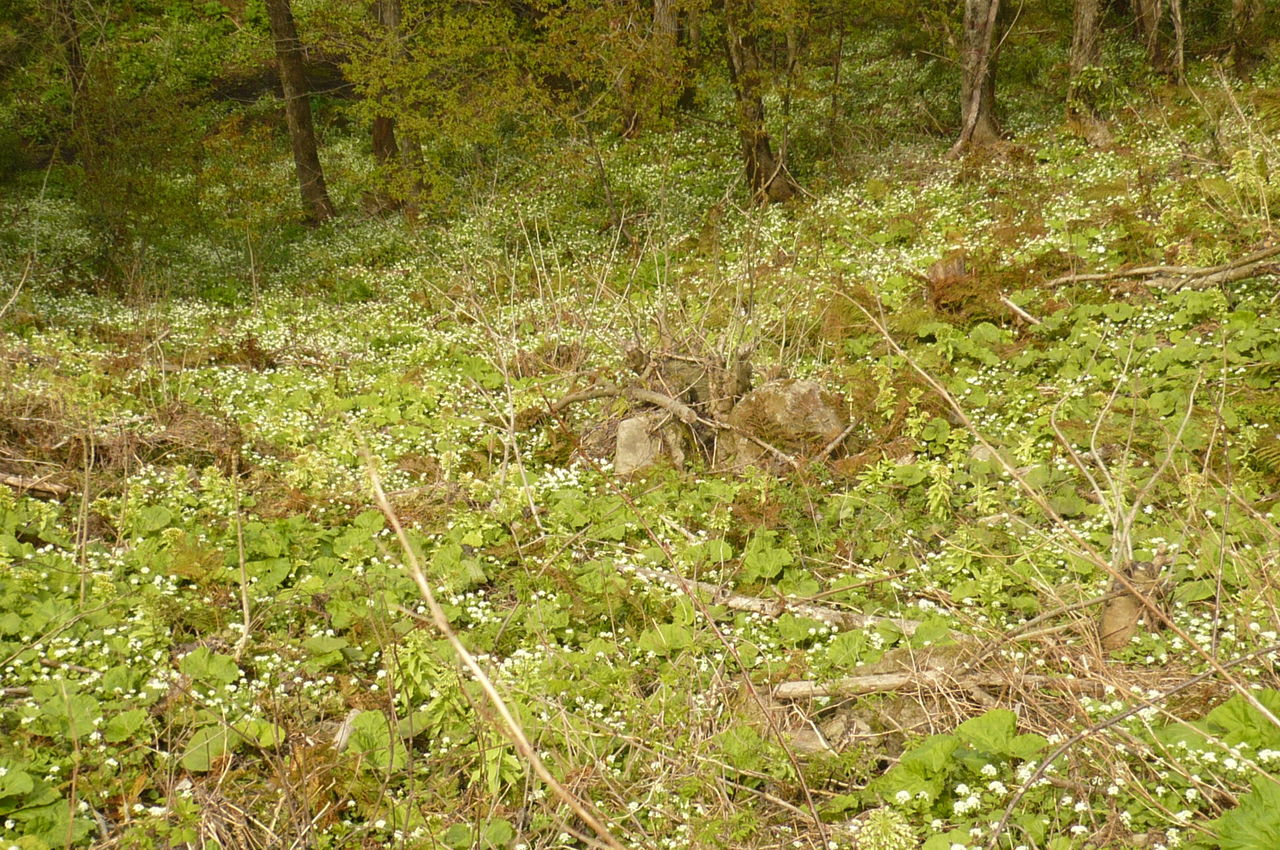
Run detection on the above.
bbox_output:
[1205,691,1280,750]
[776,613,826,646]
[237,718,285,749]
[955,709,1016,755]
[181,725,239,772]
[0,765,33,799]
[637,624,693,656]
[180,647,240,685]
[1210,777,1280,850]
[137,505,173,533]
[105,709,149,743]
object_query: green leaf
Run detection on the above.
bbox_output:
[1210,777,1280,850]
[776,614,826,646]
[741,533,793,582]
[137,505,173,533]
[303,635,350,655]
[0,765,34,799]
[955,709,1016,755]
[825,631,869,668]
[180,647,240,685]
[236,718,285,749]
[104,709,149,743]
[1205,691,1280,750]
[348,710,407,770]
[181,725,239,772]
[637,624,693,656]
[481,818,515,848]
[893,463,927,486]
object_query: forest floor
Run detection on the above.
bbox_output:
[5,53,1280,850]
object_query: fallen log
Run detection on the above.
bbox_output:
[1,473,71,500]
[629,565,922,635]
[773,670,1107,700]
[1047,244,1280,290]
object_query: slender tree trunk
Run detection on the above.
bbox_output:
[1228,0,1264,75]
[951,0,1001,155]
[676,10,699,111]
[1133,0,1162,65]
[371,0,401,165]
[264,0,335,223]
[723,0,797,203]
[1170,0,1183,83]
[1068,0,1102,116]
[53,0,85,137]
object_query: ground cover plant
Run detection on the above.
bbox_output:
[6,6,1280,850]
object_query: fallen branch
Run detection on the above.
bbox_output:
[1,473,71,500]
[999,294,1041,325]
[1046,243,1280,289]
[630,566,922,635]
[773,670,1107,700]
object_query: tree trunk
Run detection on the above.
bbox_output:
[264,0,335,223]
[1068,0,1102,117]
[371,0,401,165]
[951,0,1001,155]
[676,10,699,111]
[1133,0,1162,65]
[723,0,797,203]
[52,0,85,136]
[1229,0,1264,75]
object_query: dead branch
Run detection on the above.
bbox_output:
[551,382,800,470]
[1046,243,1280,289]
[999,294,1041,325]
[2,473,71,500]
[815,422,859,463]
[630,566,922,635]
[773,670,1107,700]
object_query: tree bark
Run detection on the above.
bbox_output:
[1133,0,1162,65]
[1228,0,1264,75]
[1068,0,1102,117]
[264,0,335,223]
[52,0,86,139]
[723,0,797,203]
[951,0,1001,155]
[371,0,401,165]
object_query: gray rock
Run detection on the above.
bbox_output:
[615,414,686,475]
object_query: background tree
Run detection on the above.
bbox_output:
[264,0,335,223]
[1068,0,1102,122]
[723,0,798,202]
[951,0,1001,154]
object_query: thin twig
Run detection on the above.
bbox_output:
[363,449,628,850]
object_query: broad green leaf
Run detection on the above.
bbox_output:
[137,505,173,533]
[955,709,1016,755]
[181,725,239,772]
[105,709,149,743]
[637,623,693,656]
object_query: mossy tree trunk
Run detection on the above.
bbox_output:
[1068,0,1102,117]
[1229,0,1265,75]
[723,0,797,203]
[52,0,85,138]
[264,0,335,224]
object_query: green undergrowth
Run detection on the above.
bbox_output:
[7,48,1280,850]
